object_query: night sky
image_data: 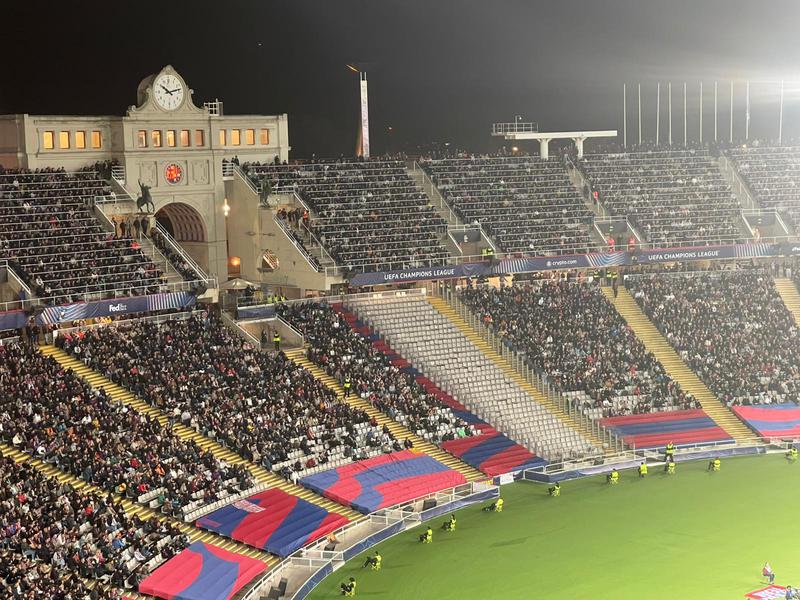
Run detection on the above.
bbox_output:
[3,0,800,157]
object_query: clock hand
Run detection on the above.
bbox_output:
[160,84,172,95]
[168,88,181,94]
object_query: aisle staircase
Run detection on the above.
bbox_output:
[600,287,753,441]
[774,278,800,327]
[284,349,486,483]
[40,346,362,522]
[426,296,608,451]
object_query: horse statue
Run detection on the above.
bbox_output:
[136,180,155,214]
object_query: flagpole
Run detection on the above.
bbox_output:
[779,80,785,145]
[656,82,660,146]
[714,81,718,142]
[683,82,687,146]
[623,83,627,148]
[638,83,642,146]
[699,81,703,145]
[668,82,672,146]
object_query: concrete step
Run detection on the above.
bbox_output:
[601,287,754,441]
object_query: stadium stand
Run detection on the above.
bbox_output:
[3,340,256,518]
[195,488,350,556]
[458,280,693,416]
[299,449,467,513]
[0,451,189,592]
[580,150,742,246]
[343,294,597,460]
[725,145,800,230]
[627,270,800,407]
[138,541,267,600]
[0,167,167,304]
[420,156,594,254]
[243,160,450,273]
[57,310,385,481]
[599,409,732,448]
[277,300,545,475]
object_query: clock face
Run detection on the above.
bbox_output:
[153,73,185,111]
[165,163,183,184]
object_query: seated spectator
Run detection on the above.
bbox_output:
[459,279,693,417]
[278,301,475,443]
[0,341,254,517]
[0,451,188,595]
[0,166,166,304]
[59,310,382,480]
[628,270,800,406]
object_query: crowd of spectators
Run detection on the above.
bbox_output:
[580,149,742,247]
[725,145,800,231]
[459,280,694,416]
[0,167,165,304]
[0,451,188,594]
[57,310,382,480]
[421,156,594,255]
[628,270,800,405]
[243,159,450,273]
[277,301,475,443]
[1,341,254,518]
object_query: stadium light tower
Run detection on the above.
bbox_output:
[347,64,370,158]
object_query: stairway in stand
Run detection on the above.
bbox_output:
[601,287,754,441]
[774,278,800,327]
[40,346,362,523]
[426,296,607,452]
[284,349,486,483]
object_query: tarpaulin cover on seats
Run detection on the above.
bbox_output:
[733,402,800,438]
[300,450,467,513]
[195,488,349,556]
[601,409,732,448]
[137,542,267,600]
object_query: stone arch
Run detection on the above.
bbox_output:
[155,201,207,243]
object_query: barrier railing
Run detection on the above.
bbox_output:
[55,310,194,336]
[274,217,322,272]
[152,222,214,286]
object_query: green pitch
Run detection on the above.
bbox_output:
[308,454,800,599]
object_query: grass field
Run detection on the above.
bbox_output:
[308,454,800,599]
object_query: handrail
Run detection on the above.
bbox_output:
[92,202,117,234]
[1,259,32,298]
[220,311,261,348]
[274,217,322,272]
[412,160,458,226]
[277,315,306,346]
[56,311,194,336]
[152,222,213,284]
[298,219,337,267]
[234,164,262,196]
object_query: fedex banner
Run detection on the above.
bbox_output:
[349,242,781,286]
[37,291,196,325]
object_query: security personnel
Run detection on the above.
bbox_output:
[494,497,504,511]
[548,482,561,497]
[363,551,381,570]
[340,577,357,596]
[442,514,457,531]
[664,442,675,463]
[607,469,619,485]
[419,526,433,543]
[708,458,721,472]
[638,462,648,478]
[788,446,798,462]
[272,331,281,351]
[343,376,352,397]
[666,461,676,475]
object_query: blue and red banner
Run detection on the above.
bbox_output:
[300,450,467,514]
[195,488,349,556]
[733,403,800,438]
[601,409,733,449]
[138,542,267,600]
